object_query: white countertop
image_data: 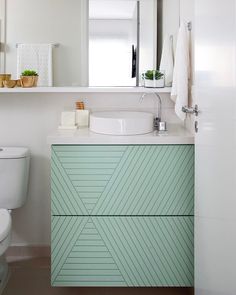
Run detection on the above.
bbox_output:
[47,124,194,145]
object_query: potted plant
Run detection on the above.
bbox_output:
[0,74,11,88]
[142,70,165,88]
[20,70,39,88]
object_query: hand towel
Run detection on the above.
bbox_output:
[171,22,190,121]
[160,35,174,87]
[17,44,53,86]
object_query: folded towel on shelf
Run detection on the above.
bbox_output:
[171,22,190,121]
[17,44,53,86]
[160,35,174,87]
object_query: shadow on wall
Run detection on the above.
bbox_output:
[11,154,51,246]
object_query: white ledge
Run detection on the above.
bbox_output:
[0,86,172,94]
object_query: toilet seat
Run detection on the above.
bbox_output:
[0,209,11,242]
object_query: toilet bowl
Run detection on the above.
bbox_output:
[0,209,11,256]
[0,209,11,294]
[0,147,30,294]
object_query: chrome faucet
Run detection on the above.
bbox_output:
[140,92,167,132]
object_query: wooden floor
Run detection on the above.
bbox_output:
[3,257,194,295]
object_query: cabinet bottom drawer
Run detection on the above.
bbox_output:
[51,216,194,287]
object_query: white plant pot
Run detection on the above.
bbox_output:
[144,78,165,88]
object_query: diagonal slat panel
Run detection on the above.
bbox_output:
[95,216,194,287]
[95,145,194,215]
[51,216,89,284]
[52,217,194,287]
[52,218,125,287]
[52,145,194,216]
[51,150,88,215]
[52,145,126,214]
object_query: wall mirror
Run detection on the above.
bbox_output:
[0,0,180,87]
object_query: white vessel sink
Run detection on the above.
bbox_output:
[90,111,154,135]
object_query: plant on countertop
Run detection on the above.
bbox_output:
[142,70,164,80]
[21,70,38,76]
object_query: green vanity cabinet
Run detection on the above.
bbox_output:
[51,145,194,287]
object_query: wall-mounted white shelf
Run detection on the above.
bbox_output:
[0,87,172,94]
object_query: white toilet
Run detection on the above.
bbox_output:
[0,147,30,293]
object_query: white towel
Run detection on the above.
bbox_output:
[171,22,190,121]
[160,35,174,87]
[17,44,53,86]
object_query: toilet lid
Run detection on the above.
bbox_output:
[0,147,30,159]
[0,209,11,241]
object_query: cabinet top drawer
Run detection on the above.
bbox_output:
[51,145,194,216]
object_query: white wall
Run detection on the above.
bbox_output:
[162,0,180,51]
[4,0,83,86]
[0,92,180,246]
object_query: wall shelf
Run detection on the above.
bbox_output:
[0,87,172,94]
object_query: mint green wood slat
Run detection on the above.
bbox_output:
[60,158,121,163]
[53,146,127,152]
[66,169,114,175]
[52,145,194,216]
[75,240,105,246]
[69,175,111,181]
[63,263,119,270]
[140,146,189,215]
[62,163,118,169]
[58,152,125,158]
[51,216,194,287]
[72,245,107,252]
[56,275,125,282]
[51,149,88,215]
[51,216,89,284]
[75,187,104,193]
[59,269,122,276]
[56,281,126,287]
[72,181,108,187]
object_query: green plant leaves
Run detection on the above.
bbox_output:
[142,70,164,80]
[21,70,38,76]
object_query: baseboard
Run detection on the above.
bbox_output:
[6,246,50,261]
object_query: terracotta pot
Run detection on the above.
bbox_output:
[20,76,38,88]
[0,74,11,87]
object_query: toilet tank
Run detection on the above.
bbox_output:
[0,147,30,209]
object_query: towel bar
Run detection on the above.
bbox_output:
[16,43,60,48]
